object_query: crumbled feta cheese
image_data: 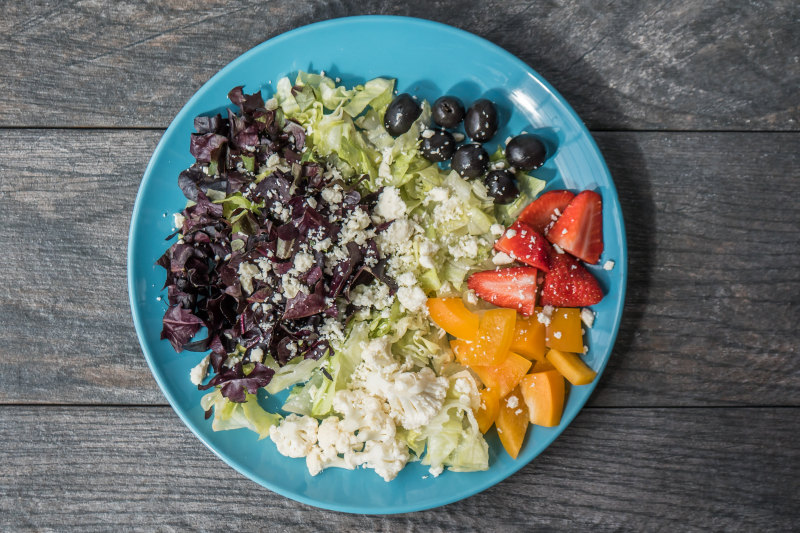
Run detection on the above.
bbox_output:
[321,185,343,204]
[552,243,565,254]
[377,147,394,182]
[505,228,517,238]
[313,237,332,252]
[492,251,514,265]
[374,186,407,222]
[340,208,374,245]
[396,285,427,313]
[433,195,465,226]
[553,331,562,339]
[238,262,260,294]
[580,308,595,328]
[173,212,185,229]
[350,281,393,310]
[281,273,308,299]
[266,153,281,168]
[490,223,505,236]
[189,355,210,386]
[448,236,480,260]
[465,289,478,305]
[537,305,554,326]
[293,252,315,273]
[603,260,615,271]
[428,186,449,203]
[249,347,264,363]
[395,272,417,288]
[421,129,435,139]
[506,395,519,409]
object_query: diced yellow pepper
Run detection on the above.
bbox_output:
[545,348,597,385]
[545,308,584,353]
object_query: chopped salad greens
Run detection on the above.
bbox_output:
[158,72,608,481]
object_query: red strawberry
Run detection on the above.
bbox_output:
[517,190,575,235]
[467,267,538,315]
[547,190,603,264]
[540,253,603,307]
[494,220,551,271]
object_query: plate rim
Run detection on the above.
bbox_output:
[127,14,628,514]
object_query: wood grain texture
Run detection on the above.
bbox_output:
[0,0,797,130]
[1,406,797,531]
[1,130,798,405]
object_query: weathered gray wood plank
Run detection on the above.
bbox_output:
[0,130,798,406]
[1,406,797,531]
[0,0,797,130]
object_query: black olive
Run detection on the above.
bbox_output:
[505,134,547,171]
[484,169,520,204]
[464,99,498,142]
[384,93,422,136]
[432,96,465,129]
[419,129,456,162]
[451,143,489,178]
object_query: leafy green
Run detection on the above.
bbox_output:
[200,390,282,440]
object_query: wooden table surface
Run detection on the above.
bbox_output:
[2,1,798,530]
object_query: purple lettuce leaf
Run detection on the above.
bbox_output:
[190,133,228,164]
[198,362,274,403]
[161,305,205,352]
[283,280,326,320]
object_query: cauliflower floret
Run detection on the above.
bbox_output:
[359,438,411,482]
[306,416,361,476]
[333,389,397,443]
[270,414,318,458]
[364,366,448,430]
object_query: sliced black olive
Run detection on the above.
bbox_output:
[432,96,465,129]
[384,93,421,136]
[464,99,498,142]
[484,169,519,204]
[505,134,547,171]
[419,129,456,162]
[451,143,489,178]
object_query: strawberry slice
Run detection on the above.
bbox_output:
[494,220,551,271]
[547,190,603,264]
[541,253,603,307]
[517,190,575,235]
[467,267,538,315]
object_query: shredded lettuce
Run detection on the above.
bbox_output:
[200,390,282,440]
[406,377,489,474]
[265,357,322,395]
[282,322,368,417]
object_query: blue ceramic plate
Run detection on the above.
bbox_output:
[128,16,627,514]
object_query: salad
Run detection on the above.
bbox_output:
[156,72,609,481]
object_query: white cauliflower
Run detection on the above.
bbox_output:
[359,438,411,482]
[333,389,397,443]
[306,416,361,476]
[269,414,318,458]
[364,367,448,430]
[352,338,448,430]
